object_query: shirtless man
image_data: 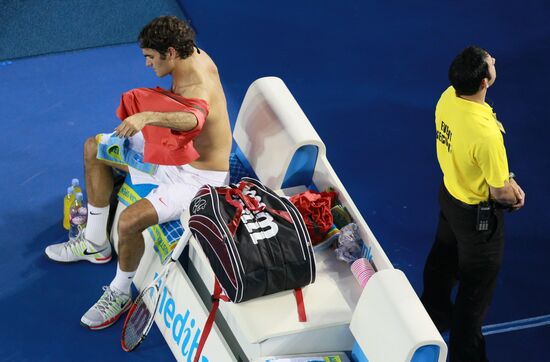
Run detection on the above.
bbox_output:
[44,16,232,329]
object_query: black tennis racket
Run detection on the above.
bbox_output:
[121,229,191,352]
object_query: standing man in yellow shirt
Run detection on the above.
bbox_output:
[421,46,525,362]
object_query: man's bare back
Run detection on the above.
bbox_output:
[171,49,232,172]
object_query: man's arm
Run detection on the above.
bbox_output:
[490,177,525,210]
[476,134,525,210]
[114,111,198,138]
[115,86,209,138]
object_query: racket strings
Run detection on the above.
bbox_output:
[123,291,155,349]
[122,263,177,351]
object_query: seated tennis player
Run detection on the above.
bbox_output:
[44,16,232,329]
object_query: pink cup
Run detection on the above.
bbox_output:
[351,258,375,288]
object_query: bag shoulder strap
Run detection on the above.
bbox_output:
[194,279,229,362]
[294,288,307,322]
[194,286,308,361]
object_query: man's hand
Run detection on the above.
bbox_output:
[509,178,525,210]
[115,112,151,138]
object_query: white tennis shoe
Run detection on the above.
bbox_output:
[81,286,131,330]
[45,232,112,264]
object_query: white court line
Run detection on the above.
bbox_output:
[482,314,550,336]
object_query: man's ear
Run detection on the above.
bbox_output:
[481,78,489,90]
[167,47,177,60]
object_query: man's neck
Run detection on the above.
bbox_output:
[170,52,201,94]
[459,88,487,105]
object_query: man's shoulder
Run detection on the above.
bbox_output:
[436,86,457,113]
[437,86,455,102]
[172,83,210,102]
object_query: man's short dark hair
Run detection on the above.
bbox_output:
[448,46,491,96]
[138,16,196,59]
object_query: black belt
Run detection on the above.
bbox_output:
[442,185,483,210]
[441,185,510,211]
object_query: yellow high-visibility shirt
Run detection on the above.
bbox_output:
[435,86,509,204]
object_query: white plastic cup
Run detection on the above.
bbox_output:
[351,258,375,288]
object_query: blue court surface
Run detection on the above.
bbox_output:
[0,1,549,361]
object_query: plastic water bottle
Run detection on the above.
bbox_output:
[69,192,88,241]
[63,186,75,230]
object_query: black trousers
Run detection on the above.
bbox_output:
[421,185,505,362]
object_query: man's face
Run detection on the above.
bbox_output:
[485,53,497,87]
[142,48,172,77]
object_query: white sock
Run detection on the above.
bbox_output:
[84,204,110,246]
[109,264,135,295]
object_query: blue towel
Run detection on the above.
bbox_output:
[96,133,158,175]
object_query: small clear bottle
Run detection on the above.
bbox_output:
[69,192,88,241]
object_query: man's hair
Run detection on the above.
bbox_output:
[138,16,196,59]
[448,46,491,96]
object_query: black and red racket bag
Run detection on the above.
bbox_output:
[187,177,316,362]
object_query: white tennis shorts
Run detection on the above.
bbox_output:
[128,163,228,224]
